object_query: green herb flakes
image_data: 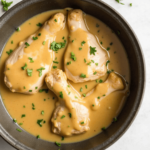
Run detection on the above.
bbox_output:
[16,128,22,132]
[28,57,34,63]
[27,69,33,76]
[81,41,86,46]
[21,63,27,70]
[36,23,43,27]
[21,114,26,118]
[61,115,65,119]
[6,49,13,55]
[41,111,44,115]
[55,141,61,147]
[59,91,63,99]
[80,73,86,78]
[37,67,45,77]
[37,119,43,127]
[68,113,72,118]
[90,46,97,55]
[1,0,13,11]
[106,60,110,66]
[70,52,76,61]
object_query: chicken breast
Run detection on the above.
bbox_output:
[4,13,65,94]
[85,72,125,110]
[64,9,108,83]
[45,69,89,136]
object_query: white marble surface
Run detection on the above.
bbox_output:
[0,0,150,149]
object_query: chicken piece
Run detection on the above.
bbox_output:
[45,69,89,136]
[64,9,108,83]
[84,72,125,110]
[4,13,65,94]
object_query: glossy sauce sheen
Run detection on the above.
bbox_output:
[0,9,130,143]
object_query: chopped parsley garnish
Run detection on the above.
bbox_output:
[106,47,110,51]
[28,57,34,63]
[62,36,65,39]
[91,60,94,63]
[59,91,63,98]
[70,52,76,61]
[21,114,26,118]
[84,59,86,63]
[36,23,43,27]
[81,122,84,124]
[96,79,99,83]
[27,69,33,76]
[37,119,43,127]
[80,87,83,92]
[32,103,35,110]
[16,128,22,132]
[92,104,95,107]
[19,123,23,125]
[54,19,57,22]
[33,36,38,40]
[29,90,32,92]
[16,27,20,32]
[35,87,38,89]
[81,41,86,46]
[23,105,25,108]
[85,85,87,89]
[97,96,100,99]
[90,46,97,55]
[99,79,103,83]
[130,3,132,6]
[41,111,44,115]
[103,94,106,96]
[55,142,61,147]
[53,61,59,64]
[110,42,113,45]
[80,73,86,78]
[66,61,72,65]
[21,63,27,70]
[6,49,13,55]
[96,23,99,27]
[115,0,124,5]
[106,60,110,66]
[95,63,98,66]
[107,69,114,74]
[39,89,49,93]
[75,96,78,99]
[72,40,74,43]
[67,85,70,88]
[102,127,106,131]
[53,66,57,69]
[38,33,41,36]
[113,117,117,122]
[42,41,46,45]
[100,41,103,45]
[1,0,13,11]
[93,71,97,75]
[68,113,72,118]
[62,136,64,141]
[61,115,65,119]
[37,67,45,77]
[82,93,86,97]
[50,41,66,51]
[37,135,40,139]
[79,47,82,50]
[13,119,17,123]
[87,62,91,66]
[11,40,13,44]
[68,92,71,95]
[25,42,30,48]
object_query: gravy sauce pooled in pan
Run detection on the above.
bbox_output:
[0,9,130,143]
